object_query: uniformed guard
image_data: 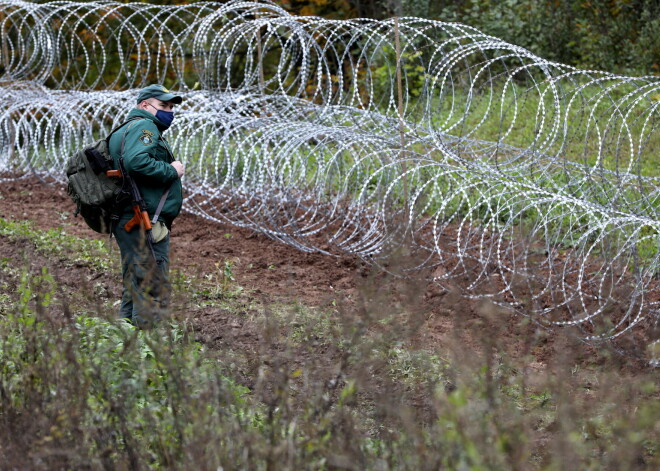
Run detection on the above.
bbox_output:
[108,84,185,327]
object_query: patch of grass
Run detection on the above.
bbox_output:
[0,217,112,272]
[287,301,337,346]
[174,258,245,309]
[383,345,450,388]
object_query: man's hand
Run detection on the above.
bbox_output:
[171,160,184,178]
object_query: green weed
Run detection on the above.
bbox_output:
[0,217,112,271]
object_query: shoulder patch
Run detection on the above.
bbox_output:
[140,129,154,145]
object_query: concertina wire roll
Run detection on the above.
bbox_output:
[0,0,658,361]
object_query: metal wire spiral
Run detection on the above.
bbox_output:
[1,0,658,358]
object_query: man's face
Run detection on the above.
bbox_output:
[140,98,176,115]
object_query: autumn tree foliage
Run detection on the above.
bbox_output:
[278,0,356,19]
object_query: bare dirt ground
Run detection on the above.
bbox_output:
[0,176,644,371]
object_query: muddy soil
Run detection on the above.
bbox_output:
[0,176,644,370]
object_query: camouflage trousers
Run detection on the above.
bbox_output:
[113,217,170,328]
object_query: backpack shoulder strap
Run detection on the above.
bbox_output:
[104,116,144,145]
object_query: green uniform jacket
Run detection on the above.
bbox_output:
[108,109,183,228]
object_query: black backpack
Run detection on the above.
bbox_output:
[65,117,141,233]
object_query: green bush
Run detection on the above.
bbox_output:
[342,0,660,76]
[0,267,254,469]
[419,0,659,76]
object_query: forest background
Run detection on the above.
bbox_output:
[100,0,660,76]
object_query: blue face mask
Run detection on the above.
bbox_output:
[155,110,174,128]
[146,102,175,128]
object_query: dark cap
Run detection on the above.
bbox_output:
[136,84,182,105]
